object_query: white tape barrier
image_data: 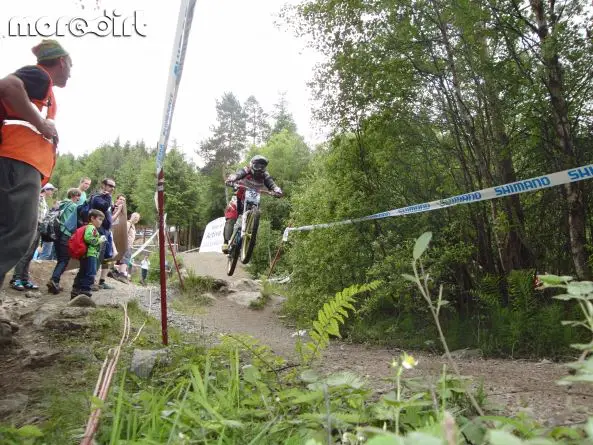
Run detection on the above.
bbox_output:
[131,215,167,259]
[282,164,593,241]
[156,0,197,174]
[199,217,226,253]
[131,230,158,259]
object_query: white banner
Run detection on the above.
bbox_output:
[283,164,593,241]
[199,217,226,253]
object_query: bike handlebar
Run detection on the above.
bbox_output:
[227,181,279,196]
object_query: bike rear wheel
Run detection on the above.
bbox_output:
[240,209,260,264]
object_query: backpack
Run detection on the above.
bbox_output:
[68,226,87,259]
[62,207,78,236]
[39,208,60,242]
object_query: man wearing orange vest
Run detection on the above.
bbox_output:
[0,39,72,290]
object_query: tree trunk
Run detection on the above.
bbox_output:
[432,0,530,273]
[483,79,533,270]
[529,0,591,279]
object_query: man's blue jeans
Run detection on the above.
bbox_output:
[51,233,70,284]
[39,241,56,260]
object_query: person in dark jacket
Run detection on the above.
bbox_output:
[89,178,116,290]
[47,187,81,294]
[221,155,283,253]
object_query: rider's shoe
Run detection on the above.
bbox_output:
[221,243,229,254]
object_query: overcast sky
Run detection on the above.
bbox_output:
[0,0,325,164]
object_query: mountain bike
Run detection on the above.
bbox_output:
[226,181,278,276]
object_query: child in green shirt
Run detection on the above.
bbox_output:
[71,209,105,299]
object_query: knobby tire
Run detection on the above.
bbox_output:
[241,209,260,264]
[226,237,240,276]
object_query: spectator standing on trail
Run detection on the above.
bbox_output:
[115,212,140,280]
[47,187,81,294]
[89,179,116,290]
[0,39,72,289]
[39,200,59,260]
[71,209,105,299]
[140,254,150,286]
[77,177,91,206]
[109,194,127,281]
[9,183,57,291]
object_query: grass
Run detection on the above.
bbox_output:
[2,235,592,444]
[0,300,182,445]
[170,271,217,315]
[249,279,284,310]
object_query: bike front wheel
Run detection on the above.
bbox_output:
[240,209,260,264]
[226,237,240,276]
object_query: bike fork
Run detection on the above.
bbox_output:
[229,216,243,253]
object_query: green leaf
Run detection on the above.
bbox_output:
[488,430,524,445]
[538,274,573,285]
[554,294,577,301]
[413,232,432,260]
[569,343,593,350]
[367,436,404,445]
[403,431,443,444]
[300,369,321,383]
[567,281,593,296]
[459,419,486,445]
[242,365,261,384]
[586,418,593,438]
[292,390,324,404]
[324,371,365,388]
[401,273,417,283]
[90,395,105,410]
[16,425,43,438]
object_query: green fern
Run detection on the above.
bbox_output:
[301,280,382,364]
[508,269,537,314]
[473,274,503,309]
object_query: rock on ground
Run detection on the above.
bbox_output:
[68,295,97,308]
[0,393,29,417]
[60,307,95,318]
[130,349,170,378]
[445,348,484,360]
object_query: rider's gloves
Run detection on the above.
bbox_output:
[273,187,283,197]
[225,174,237,186]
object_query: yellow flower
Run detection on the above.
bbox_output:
[401,352,418,370]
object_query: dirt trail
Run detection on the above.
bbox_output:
[180,252,593,426]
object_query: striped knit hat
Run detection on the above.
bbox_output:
[31,39,69,62]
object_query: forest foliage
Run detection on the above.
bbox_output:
[50,0,593,357]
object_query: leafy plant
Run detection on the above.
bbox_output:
[298,280,382,364]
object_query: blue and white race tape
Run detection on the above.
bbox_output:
[282,164,593,241]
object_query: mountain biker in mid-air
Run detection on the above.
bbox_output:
[222,155,283,254]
